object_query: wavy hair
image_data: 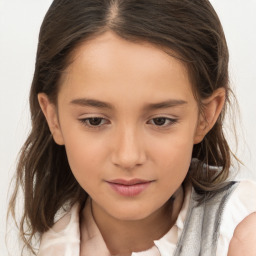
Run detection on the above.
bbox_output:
[8,0,236,254]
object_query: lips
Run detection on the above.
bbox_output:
[107,179,153,197]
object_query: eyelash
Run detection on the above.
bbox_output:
[79,116,178,129]
[147,117,178,127]
[79,117,110,128]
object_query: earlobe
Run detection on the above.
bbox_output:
[38,93,65,145]
[194,88,226,144]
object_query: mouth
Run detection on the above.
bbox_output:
[106,179,154,197]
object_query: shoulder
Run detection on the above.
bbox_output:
[216,180,256,256]
[227,212,256,256]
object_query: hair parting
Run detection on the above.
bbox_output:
[8,0,239,254]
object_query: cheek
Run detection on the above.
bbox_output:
[150,128,195,183]
[63,131,106,187]
[152,127,195,162]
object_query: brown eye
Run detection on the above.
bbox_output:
[79,117,109,128]
[152,117,167,126]
[147,117,178,127]
[87,117,103,126]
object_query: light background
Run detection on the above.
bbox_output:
[0,0,256,254]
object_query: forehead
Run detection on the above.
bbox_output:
[59,31,195,106]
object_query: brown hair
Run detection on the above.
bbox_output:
[8,0,235,254]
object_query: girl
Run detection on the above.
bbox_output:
[8,0,256,255]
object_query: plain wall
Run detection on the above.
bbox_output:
[1,0,256,254]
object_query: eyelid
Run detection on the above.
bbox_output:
[147,116,178,127]
[78,116,110,129]
[77,114,178,130]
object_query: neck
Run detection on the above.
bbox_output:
[90,186,184,256]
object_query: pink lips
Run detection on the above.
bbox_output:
[107,179,153,197]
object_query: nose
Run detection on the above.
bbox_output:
[111,125,147,170]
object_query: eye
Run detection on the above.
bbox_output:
[148,117,177,127]
[79,117,109,127]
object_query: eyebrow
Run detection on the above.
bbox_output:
[70,98,187,110]
[70,98,113,109]
[144,99,187,110]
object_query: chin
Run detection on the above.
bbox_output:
[107,204,158,222]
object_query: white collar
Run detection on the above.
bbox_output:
[38,183,192,256]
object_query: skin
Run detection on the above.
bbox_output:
[228,213,256,256]
[38,31,225,255]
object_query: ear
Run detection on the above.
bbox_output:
[194,88,226,144]
[38,93,65,145]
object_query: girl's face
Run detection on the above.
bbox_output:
[39,32,219,221]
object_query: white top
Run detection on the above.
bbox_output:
[37,180,256,256]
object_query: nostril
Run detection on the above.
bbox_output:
[111,148,147,170]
